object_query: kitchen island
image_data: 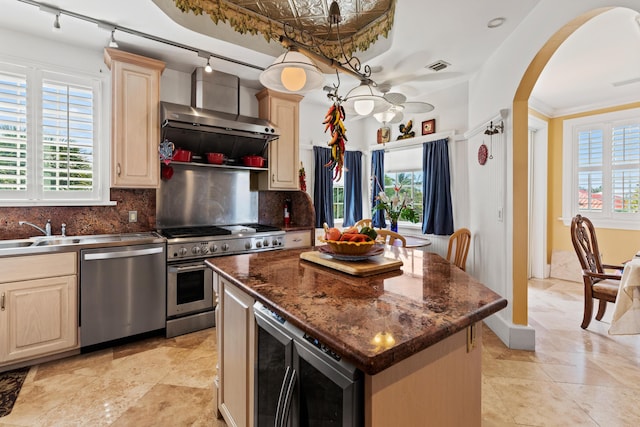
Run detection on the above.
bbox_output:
[206,246,507,426]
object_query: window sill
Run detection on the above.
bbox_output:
[560,216,640,231]
[0,200,117,207]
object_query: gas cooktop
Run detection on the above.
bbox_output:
[160,223,281,239]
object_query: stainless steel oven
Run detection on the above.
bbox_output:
[166,260,216,338]
[161,224,285,338]
[167,261,214,316]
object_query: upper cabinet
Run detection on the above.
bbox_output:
[256,89,302,190]
[104,48,165,188]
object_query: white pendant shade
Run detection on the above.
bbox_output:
[259,50,324,94]
[373,104,404,124]
[342,82,391,117]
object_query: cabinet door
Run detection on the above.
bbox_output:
[218,278,255,427]
[0,275,77,364]
[105,48,165,188]
[256,89,302,190]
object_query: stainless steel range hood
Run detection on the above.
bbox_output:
[160,68,279,162]
[160,101,279,161]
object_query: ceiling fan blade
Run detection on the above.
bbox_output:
[383,92,406,105]
[402,102,435,113]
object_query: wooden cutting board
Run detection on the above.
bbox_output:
[299,250,403,277]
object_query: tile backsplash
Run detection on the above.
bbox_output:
[0,189,156,240]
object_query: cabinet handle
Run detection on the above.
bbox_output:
[271,173,275,183]
[1,292,5,311]
[117,163,121,176]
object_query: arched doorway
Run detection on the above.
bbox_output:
[510,8,614,327]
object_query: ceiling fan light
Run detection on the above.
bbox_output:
[259,50,324,94]
[343,82,391,116]
[373,110,396,124]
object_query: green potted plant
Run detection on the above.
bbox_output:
[373,183,419,232]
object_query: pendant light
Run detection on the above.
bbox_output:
[259,48,324,94]
[342,81,391,116]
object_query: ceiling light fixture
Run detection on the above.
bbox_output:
[487,17,506,29]
[53,13,61,31]
[204,57,213,73]
[259,48,324,94]
[108,29,119,48]
[342,80,391,116]
[261,0,378,104]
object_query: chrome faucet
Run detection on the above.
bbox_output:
[19,219,52,236]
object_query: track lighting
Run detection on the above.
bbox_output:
[204,57,213,73]
[53,13,61,31]
[108,30,118,48]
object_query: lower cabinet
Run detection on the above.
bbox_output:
[217,276,255,427]
[0,252,78,366]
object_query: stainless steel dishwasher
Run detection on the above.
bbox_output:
[80,242,166,347]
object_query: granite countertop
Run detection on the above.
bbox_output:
[206,247,507,375]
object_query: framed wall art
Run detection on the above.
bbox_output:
[422,119,436,135]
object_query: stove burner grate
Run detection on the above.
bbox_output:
[160,226,231,239]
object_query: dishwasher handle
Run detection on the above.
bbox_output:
[83,246,163,261]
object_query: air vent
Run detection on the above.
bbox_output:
[426,60,451,72]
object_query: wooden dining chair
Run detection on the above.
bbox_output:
[570,214,622,329]
[354,218,372,229]
[446,228,471,271]
[376,229,406,247]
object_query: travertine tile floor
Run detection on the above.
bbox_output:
[1,277,639,426]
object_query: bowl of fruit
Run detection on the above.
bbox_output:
[318,223,379,255]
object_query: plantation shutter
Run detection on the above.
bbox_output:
[0,71,28,191]
[611,124,640,213]
[41,79,94,192]
[577,129,603,212]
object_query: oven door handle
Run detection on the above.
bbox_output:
[168,264,207,273]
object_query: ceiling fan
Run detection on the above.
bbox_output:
[373,83,435,124]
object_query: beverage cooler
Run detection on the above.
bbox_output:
[253,302,363,427]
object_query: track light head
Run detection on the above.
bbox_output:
[53,14,61,31]
[204,58,213,73]
[108,30,118,48]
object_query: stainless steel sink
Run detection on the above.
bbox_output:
[0,232,164,256]
[0,240,34,250]
[32,237,82,246]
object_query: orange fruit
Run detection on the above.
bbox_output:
[325,227,341,241]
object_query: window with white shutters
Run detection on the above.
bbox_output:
[42,79,94,192]
[0,71,27,191]
[563,108,640,229]
[0,62,107,206]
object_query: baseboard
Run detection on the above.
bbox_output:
[484,314,536,351]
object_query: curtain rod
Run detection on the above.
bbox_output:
[17,0,265,71]
[370,131,455,152]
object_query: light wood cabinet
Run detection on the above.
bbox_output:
[0,252,78,365]
[256,89,302,190]
[284,229,312,248]
[217,276,255,427]
[104,48,165,188]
